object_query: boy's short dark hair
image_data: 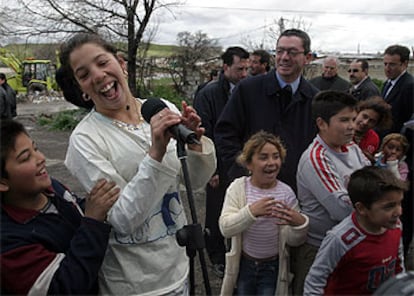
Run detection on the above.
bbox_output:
[348,166,408,209]
[312,90,357,123]
[0,119,28,178]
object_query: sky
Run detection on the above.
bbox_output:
[152,1,414,54]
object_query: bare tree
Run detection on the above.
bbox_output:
[163,31,221,97]
[4,0,182,95]
[239,17,312,51]
[268,16,312,42]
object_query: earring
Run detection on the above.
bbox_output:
[82,93,91,101]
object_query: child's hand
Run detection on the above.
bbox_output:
[271,202,306,226]
[208,174,219,188]
[84,179,120,222]
[249,197,275,217]
[384,152,398,162]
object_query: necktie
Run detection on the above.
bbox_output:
[382,80,392,98]
[281,84,292,110]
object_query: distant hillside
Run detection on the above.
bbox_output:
[146,44,178,57]
[2,42,178,61]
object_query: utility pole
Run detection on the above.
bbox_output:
[278,17,286,33]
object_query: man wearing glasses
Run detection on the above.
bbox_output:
[215,29,317,194]
[215,29,318,295]
[348,59,380,101]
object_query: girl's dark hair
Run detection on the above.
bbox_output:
[59,32,118,71]
[1,119,28,178]
[357,96,392,130]
[58,32,118,109]
[55,66,94,109]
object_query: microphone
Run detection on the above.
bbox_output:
[141,98,200,145]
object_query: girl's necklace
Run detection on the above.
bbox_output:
[112,98,144,131]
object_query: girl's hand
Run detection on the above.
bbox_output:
[249,197,275,217]
[181,101,204,152]
[84,179,120,222]
[148,107,181,162]
[271,202,306,226]
[209,174,220,188]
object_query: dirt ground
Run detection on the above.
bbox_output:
[15,100,223,295]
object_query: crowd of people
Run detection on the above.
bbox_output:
[1,28,413,295]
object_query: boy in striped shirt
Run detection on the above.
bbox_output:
[291,90,371,294]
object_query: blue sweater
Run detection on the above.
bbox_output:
[0,179,111,295]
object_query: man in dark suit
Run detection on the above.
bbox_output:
[0,73,17,118]
[215,29,318,295]
[348,59,380,101]
[382,45,414,136]
[382,44,414,256]
[215,29,318,193]
[193,46,249,278]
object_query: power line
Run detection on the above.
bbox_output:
[186,5,414,17]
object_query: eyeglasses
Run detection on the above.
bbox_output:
[275,48,305,57]
[348,69,360,73]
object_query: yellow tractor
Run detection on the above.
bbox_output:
[0,48,59,94]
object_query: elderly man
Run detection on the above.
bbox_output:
[309,56,350,91]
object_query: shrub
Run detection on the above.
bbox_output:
[138,82,188,108]
[372,78,384,91]
[38,109,88,131]
[150,84,186,107]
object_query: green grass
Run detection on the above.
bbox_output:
[3,42,178,61]
[146,44,178,57]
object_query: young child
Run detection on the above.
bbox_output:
[352,96,392,162]
[294,90,371,294]
[0,119,120,295]
[304,166,407,295]
[219,131,309,295]
[375,133,409,181]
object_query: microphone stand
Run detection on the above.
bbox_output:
[175,138,211,295]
